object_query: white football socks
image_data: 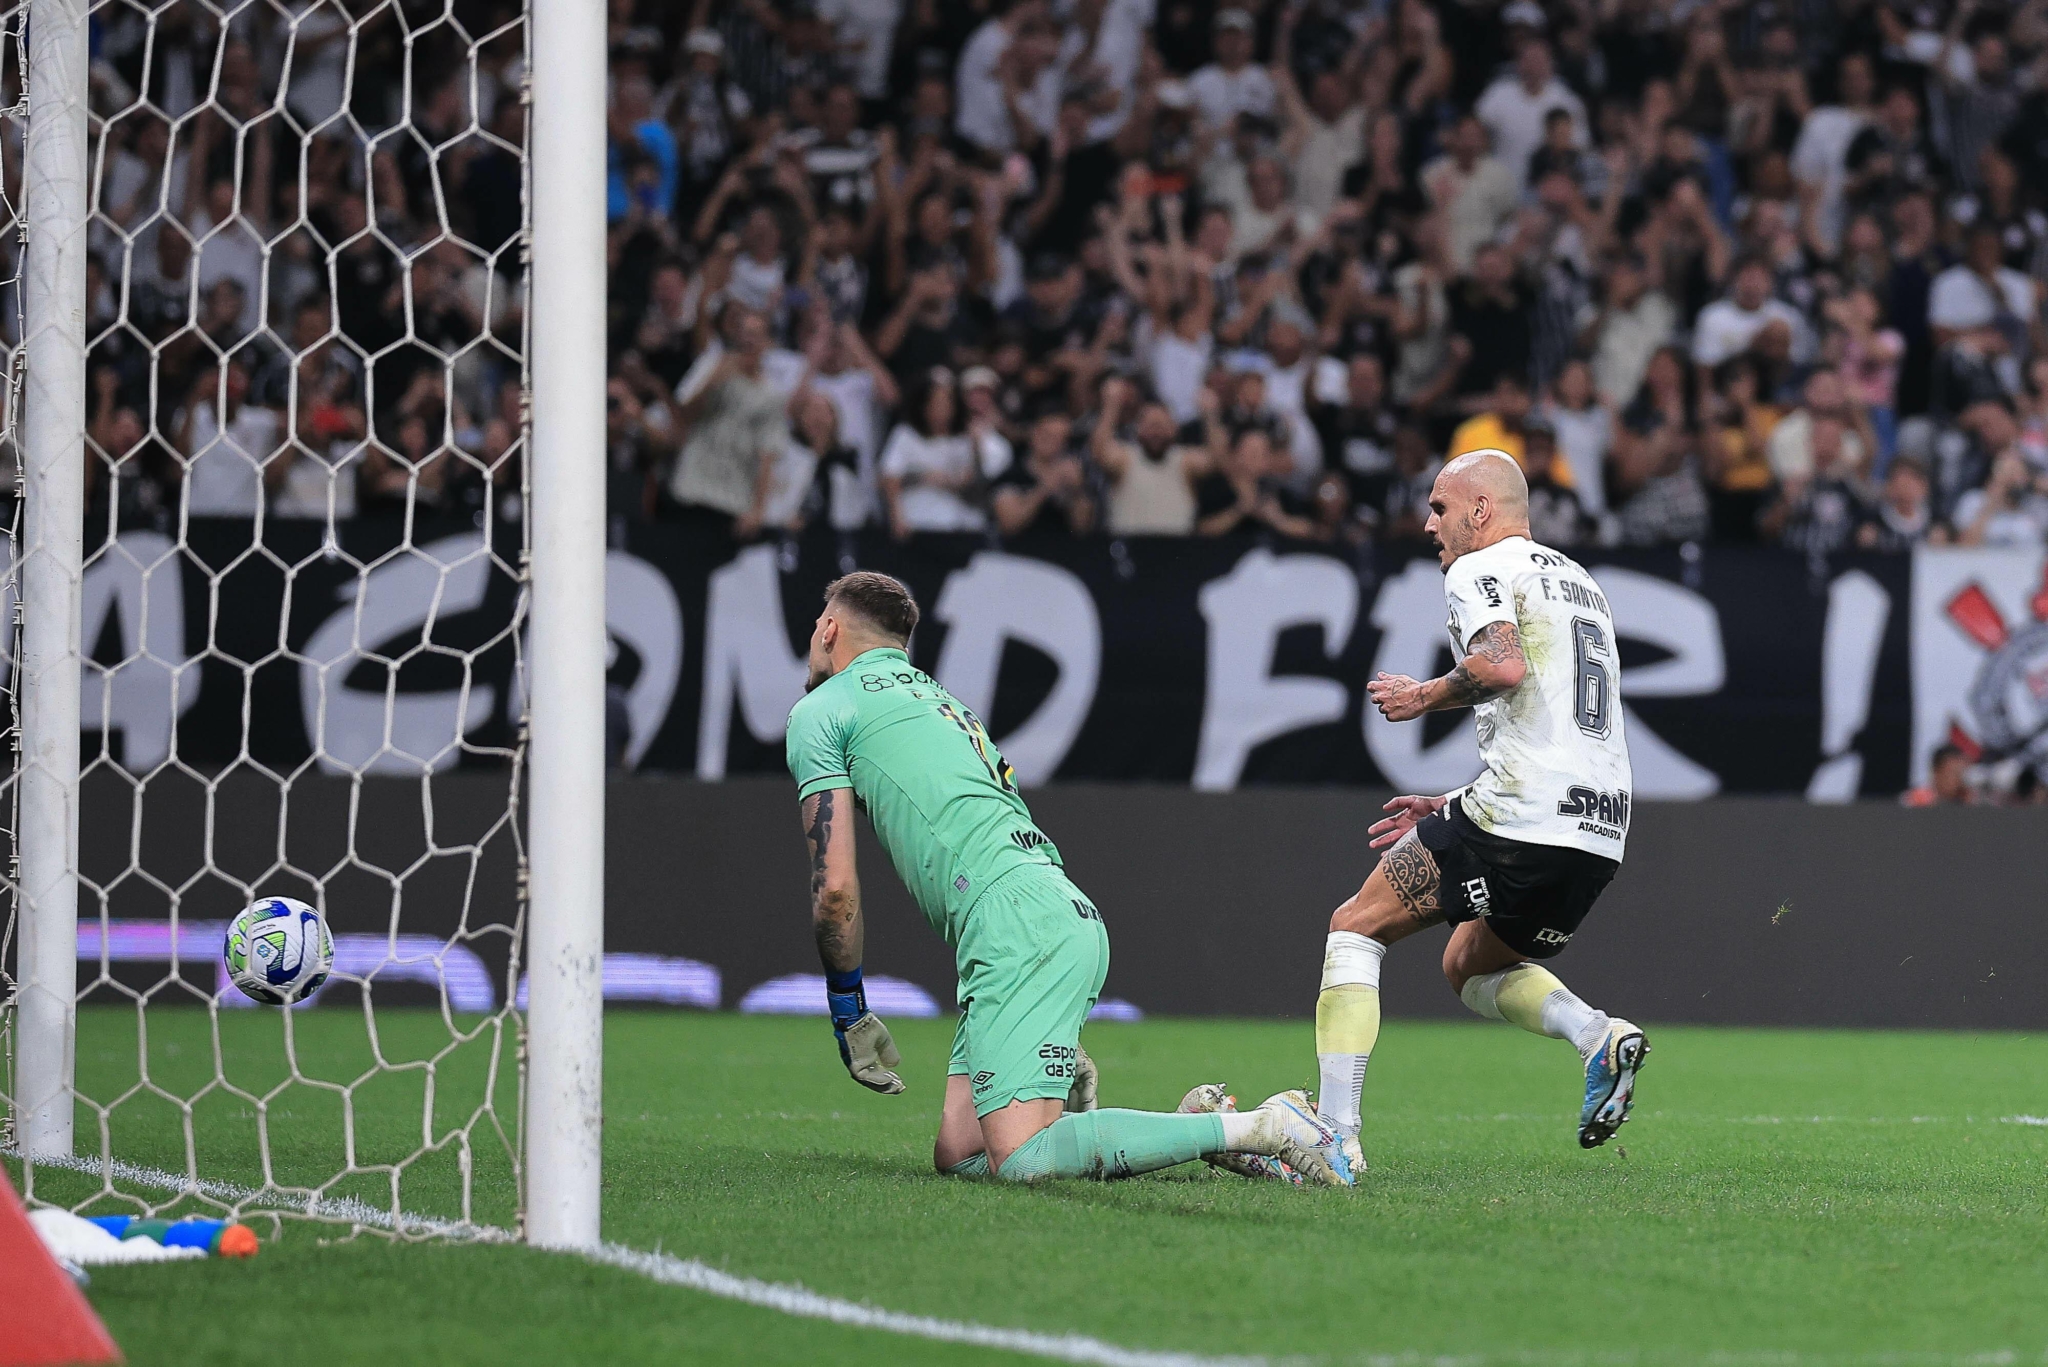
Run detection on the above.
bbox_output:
[1314,931,1386,1138]
[1459,963,1611,1060]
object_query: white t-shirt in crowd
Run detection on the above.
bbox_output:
[1544,404,1611,516]
[184,403,282,516]
[1927,264,2034,332]
[1442,534,1633,860]
[878,424,1012,531]
[1149,327,1213,424]
[954,21,1012,152]
[1247,353,1344,484]
[675,343,807,405]
[810,367,883,530]
[727,252,788,315]
[270,442,361,521]
[1187,62,1275,131]
[762,440,821,527]
[279,0,349,128]
[815,0,901,101]
[1951,488,2048,547]
[1766,409,1868,483]
[192,211,267,335]
[1473,76,1587,195]
[955,21,1060,153]
[1076,0,1147,142]
[1789,104,1869,250]
[1295,107,1367,221]
[1690,297,1813,367]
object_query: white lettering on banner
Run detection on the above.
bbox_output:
[507,552,685,769]
[1807,570,1891,802]
[697,544,808,779]
[1362,560,1483,794]
[1908,546,2048,786]
[1594,568,1723,799]
[604,553,685,768]
[1,532,198,774]
[1193,549,1358,791]
[932,553,1101,785]
[0,532,200,771]
[80,533,198,771]
[299,534,498,775]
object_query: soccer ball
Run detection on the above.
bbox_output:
[223,898,334,1005]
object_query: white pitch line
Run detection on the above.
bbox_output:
[7,1149,1262,1367]
[9,1150,2047,1367]
[5,1148,506,1241]
[584,1241,1270,1367]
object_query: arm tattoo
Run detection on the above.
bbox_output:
[1438,622,1523,708]
[805,789,835,901]
[1379,830,1445,929]
[815,906,857,971]
[1469,621,1524,668]
[806,790,860,970]
[1438,662,1497,707]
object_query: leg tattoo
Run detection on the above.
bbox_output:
[1380,831,1444,929]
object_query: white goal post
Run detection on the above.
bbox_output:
[1,0,605,1250]
[523,0,605,1251]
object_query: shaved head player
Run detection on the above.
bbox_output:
[786,571,1350,1185]
[1311,449,1647,1166]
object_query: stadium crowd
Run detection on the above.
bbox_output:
[43,0,2048,554]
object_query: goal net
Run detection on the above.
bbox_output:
[0,0,540,1240]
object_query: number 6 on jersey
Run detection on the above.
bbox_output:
[1571,617,1614,739]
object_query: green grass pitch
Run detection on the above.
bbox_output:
[9,1007,2047,1365]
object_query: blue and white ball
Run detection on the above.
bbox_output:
[223,898,334,1005]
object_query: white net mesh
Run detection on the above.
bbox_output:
[2,0,533,1239]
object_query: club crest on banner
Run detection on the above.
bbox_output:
[1911,549,2048,785]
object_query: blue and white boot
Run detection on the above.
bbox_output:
[1257,1090,1362,1187]
[1179,1084,1301,1185]
[1578,1019,1649,1149]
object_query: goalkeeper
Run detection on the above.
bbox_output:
[785,572,1345,1186]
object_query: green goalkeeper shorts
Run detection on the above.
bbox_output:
[947,865,1110,1118]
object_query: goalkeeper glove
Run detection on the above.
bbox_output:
[1065,1045,1098,1112]
[826,968,905,1094]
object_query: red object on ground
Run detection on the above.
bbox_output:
[215,1224,259,1259]
[0,1170,122,1366]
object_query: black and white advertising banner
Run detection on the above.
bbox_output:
[19,518,2036,797]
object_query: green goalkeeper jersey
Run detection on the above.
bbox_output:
[785,647,1063,948]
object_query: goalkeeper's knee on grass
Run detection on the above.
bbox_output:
[992,1109,1227,1182]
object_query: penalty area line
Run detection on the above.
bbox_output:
[6,1149,1266,1367]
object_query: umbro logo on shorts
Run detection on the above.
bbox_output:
[972,1071,995,1092]
[1463,877,1492,917]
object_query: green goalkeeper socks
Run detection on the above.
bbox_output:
[993,1109,1226,1182]
[945,1153,991,1177]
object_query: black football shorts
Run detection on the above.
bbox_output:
[1412,799,1619,959]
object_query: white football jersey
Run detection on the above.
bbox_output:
[1440,535,1633,860]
